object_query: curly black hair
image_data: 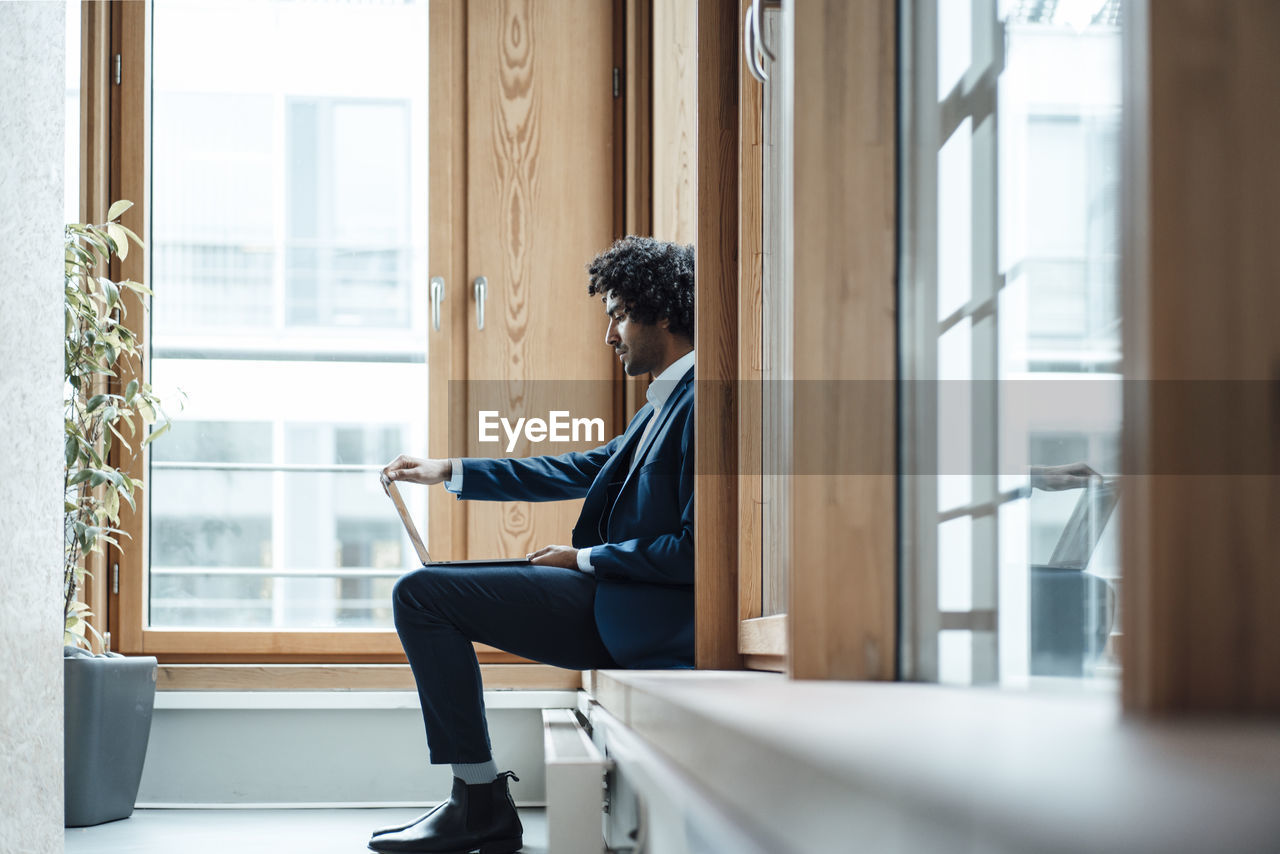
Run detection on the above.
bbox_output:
[586,236,694,340]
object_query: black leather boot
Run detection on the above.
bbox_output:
[368,771,523,854]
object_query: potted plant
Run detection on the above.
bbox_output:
[63,200,171,827]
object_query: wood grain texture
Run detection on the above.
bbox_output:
[111,0,149,655]
[79,0,112,652]
[156,663,580,692]
[133,628,525,662]
[78,0,110,225]
[652,0,697,245]
[465,0,617,560]
[743,653,785,673]
[625,0,654,242]
[694,0,742,670]
[788,0,896,681]
[429,0,470,562]
[737,0,765,627]
[624,0,655,421]
[1122,0,1280,714]
[738,614,785,656]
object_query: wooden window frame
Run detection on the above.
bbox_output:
[718,0,899,679]
[80,0,1280,705]
[93,0,626,666]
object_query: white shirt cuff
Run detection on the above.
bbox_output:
[443,458,465,493]
[576,548,595,574]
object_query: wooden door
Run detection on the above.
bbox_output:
[431,0,620,560]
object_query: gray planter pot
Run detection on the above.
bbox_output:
[63,652,158,827]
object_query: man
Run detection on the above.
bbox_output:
[369,236,696,854]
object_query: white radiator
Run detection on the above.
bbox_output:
[542,707,609,854]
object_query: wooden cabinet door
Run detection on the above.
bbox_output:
[430,0,620,560]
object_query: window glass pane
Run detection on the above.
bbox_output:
[936,0,972,98]
[936,318,972,510]
[902,0,1123,686]
[147,0,429,630]
[936,118,973,322]
[937,516,973,611]
[999,3,1122,682]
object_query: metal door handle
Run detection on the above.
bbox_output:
[744,0,778,84]
[755,0,776,62]
[430,276,445,331]
[474,276,488,330]
[744,3,767,83]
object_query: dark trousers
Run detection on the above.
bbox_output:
[392,562,619,764]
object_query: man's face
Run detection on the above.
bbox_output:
[604,292,665,377]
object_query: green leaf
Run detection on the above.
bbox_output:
[125,379,139,403]
[143,420,171,446]
[119,279,154,297]
[68,469,92,486]
[103,486,119,522]
[116,222,145,249]
[102,278,120,310]
[107,199,134,221]
[107,420,133,452]
[85,394,106,413]
[65,436,77,466]
[82,229,111,259]
[106,223,129,260]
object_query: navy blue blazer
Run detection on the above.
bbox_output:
[457,366,695,668]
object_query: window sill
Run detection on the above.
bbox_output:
[588,671,1280,854]
[158,663,581,692]
[155,689,576,711]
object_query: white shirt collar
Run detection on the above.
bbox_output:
[645,350,696,415]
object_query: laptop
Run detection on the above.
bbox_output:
[1046,479,1120,571]
[382,478,531,566]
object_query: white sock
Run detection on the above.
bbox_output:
[452,760,498,785]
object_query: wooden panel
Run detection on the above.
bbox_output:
[428,0,470,564]
[78,0,112,652]
[1122,0,1280,714]
[625,0,654,242]
[743,653,785,673]
[694,0,742,670]
[788,0,896,681]
[111,0,149,656]
[738,614,785,656]
[624,0,655,419]
[157,663,580,692]
[78,0,111,224]
[464,0,618,560]
[651,0,697,245]
[737,0,765,627]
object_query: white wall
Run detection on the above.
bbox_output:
[136,697,558,806]
[0,2,68,852]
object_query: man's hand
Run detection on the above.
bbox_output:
[381,455,453,490]
[1029,462,1102,492]
[527,545,580,570]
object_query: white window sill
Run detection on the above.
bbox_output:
[589,670,1280,854]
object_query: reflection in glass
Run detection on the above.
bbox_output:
[999,2,1122,680]
[903,0,1123,686]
